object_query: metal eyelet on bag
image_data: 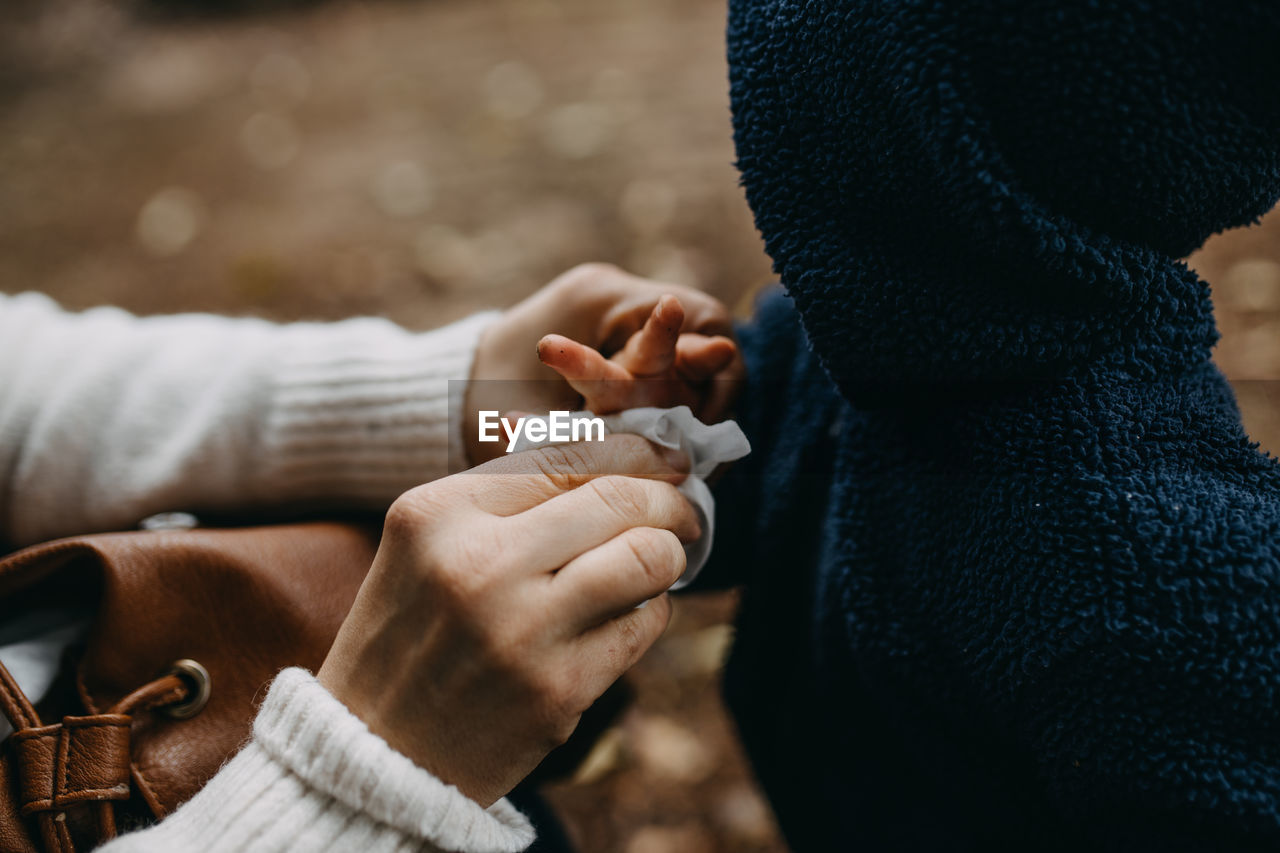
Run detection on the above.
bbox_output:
[161,659,211,720]
[138,512,200,531]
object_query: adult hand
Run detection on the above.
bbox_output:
[465,263,744,464]
[318,434,698,807]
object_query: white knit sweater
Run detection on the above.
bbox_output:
[0,292,535,852]
[99,669,534,853]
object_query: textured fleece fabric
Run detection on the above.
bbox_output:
[707,1,1280,851]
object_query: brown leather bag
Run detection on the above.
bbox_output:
[0,523,379,853]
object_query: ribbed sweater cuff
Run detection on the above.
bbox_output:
[101,668,534,853]
[256,311,499,505]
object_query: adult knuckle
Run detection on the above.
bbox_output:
[609,433,657,467]
[533,443,593,488]
[591,434,654,478]
[649,593,674,631]
[565,262,619,287]
[550,262,616,300]
[626,528,684,588]
[614,614,649,663]
[633,601,672,659]
[589,476,649,521]
[652,481,694,527]
[383,491,434,540]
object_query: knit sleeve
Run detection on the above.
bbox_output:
[0,292,498,547]
[96,668,535,853]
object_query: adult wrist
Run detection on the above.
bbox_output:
[257,311,499,499]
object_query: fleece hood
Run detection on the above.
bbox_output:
[727,0,1280,404]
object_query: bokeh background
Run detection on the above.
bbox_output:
[3,1,1279,851]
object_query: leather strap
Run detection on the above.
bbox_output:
[0,656,39,733]
[110,674,187,717]
[10,717,132,817]
[0,658,192,852]
[0,658,76,852]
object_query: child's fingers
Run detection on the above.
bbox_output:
[538,334,635,412]
[539,334,627,382]
[674,335,738,382]
[616,295,684,376]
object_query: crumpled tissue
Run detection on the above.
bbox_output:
[509,405,750,589]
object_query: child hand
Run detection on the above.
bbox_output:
[536,294,743,420]
[464,264,744,465]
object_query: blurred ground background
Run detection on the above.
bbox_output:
[2,1,1280,851]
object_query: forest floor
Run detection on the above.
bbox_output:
[3,1,1279,850]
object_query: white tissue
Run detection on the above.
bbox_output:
[509,406,750,589]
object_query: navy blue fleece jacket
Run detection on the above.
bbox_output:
[706,1,1280,850]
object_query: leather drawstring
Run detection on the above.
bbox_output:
[0,656,39,732]
[109,675,188,717]
[0,656,66,853]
